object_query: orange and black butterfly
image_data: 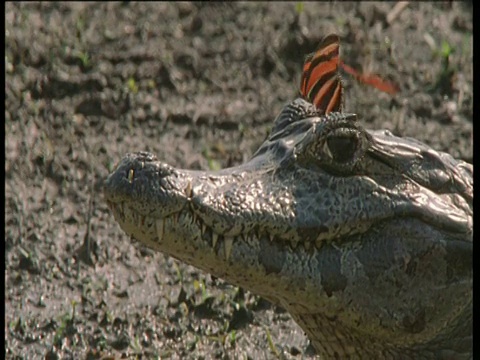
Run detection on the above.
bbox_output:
[300,34,343,115]
[300,34,399,114]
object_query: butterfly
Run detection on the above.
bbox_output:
[300,34,343,114]
[300,34,399,114]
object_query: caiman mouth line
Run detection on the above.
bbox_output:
[108,200,242,260]
[107,199,354,261]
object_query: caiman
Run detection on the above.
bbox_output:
[104,35,472,358]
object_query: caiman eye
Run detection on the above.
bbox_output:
[324,130,359,163]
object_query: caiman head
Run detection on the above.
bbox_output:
[104,98,472,358]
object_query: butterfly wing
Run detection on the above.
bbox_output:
[340,61,399,95]
[300,34,343,114]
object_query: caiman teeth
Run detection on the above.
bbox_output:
[184,180,192,198]
[224,236,233,261]
[212,232,218,248]
[128,169,134,184]
[156,218,165,242]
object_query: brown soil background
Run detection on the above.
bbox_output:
[5,2,472,359]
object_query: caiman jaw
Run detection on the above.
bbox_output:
[107,201,238,263]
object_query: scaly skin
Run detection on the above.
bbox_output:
[104,99,472,358]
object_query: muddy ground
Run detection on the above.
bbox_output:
[5,2,472,359]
